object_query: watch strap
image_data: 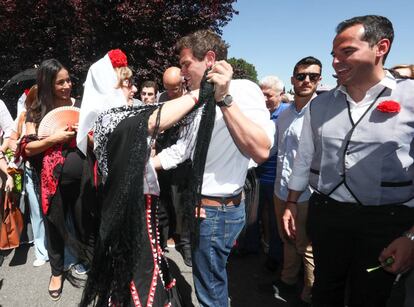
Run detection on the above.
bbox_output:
[217,94,232,108]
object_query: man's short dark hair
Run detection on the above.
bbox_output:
[140,80,158,93]
[175,29,229,61]
[293,56,322,75]
[336,15,394,63]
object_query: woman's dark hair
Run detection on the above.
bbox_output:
[30,59,66,124]
[25,85,38,110]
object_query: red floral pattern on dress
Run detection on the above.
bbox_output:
[40,139,76,215]
[376,100,400,113]
[108,49,128,68]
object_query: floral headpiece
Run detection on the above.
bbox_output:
[108,49,128,68]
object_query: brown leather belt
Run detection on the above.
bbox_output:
[200,193,242,207]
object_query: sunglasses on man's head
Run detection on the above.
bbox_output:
[295,73,321,82]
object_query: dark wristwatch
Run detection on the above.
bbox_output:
[217,94,233,108]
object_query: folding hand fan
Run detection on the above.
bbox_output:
[38,106,80,138]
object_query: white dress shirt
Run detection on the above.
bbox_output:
[274,103,312,203]
[158,79,274,197]
[288,72,399,203]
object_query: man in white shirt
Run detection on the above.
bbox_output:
[152,30,274,307]
[284,15,414,307]
[272,56,321,305]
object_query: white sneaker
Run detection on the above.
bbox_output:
[33,259,47,267]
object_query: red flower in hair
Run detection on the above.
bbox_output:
[108,49,128,68]
[24,88,30,96]
[376,100,400,113]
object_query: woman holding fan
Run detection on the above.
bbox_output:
[22,59,94,301]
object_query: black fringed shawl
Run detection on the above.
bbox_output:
[183,72,216,245]
[81,73,215,306]
[81,106,158,306]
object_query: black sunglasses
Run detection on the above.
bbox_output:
[295,73,320,82]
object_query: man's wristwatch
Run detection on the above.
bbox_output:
[404,231,414,241]
[217,94,233,108]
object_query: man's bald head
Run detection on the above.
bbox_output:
[163,67,184,99]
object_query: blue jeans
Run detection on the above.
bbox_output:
[25,167,49,261]
[192,201,245,307]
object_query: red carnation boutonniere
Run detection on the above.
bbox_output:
[376,100,401,113]
[108,49,128,68]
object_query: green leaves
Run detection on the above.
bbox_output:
[0,0,238,118]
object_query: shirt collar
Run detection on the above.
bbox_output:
[291,93,316,115]
[334,70,396,99]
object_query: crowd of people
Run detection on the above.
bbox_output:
[0,14,414,307]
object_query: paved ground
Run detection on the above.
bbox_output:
[2,244,412,307]
[0,244,290,307]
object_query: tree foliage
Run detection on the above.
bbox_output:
[228,57,258,83]
[0,0,237,114]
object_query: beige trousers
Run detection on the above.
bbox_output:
[274,196,314,302]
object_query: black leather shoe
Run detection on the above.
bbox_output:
[179,246,192,267]
[272,279,297,303]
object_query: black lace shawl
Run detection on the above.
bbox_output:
[183,73,216,245]
[80,74,214,306]
[81,106,158,306]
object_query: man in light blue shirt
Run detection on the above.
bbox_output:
[272,56,322,305]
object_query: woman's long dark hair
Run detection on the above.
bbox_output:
[30,59,66,124]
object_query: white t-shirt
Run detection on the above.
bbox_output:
[158,79,274,197]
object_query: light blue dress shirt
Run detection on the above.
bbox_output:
[273,102,312,203]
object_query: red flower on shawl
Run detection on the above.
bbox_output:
[108,49,128,68]
[376,100,401,113]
